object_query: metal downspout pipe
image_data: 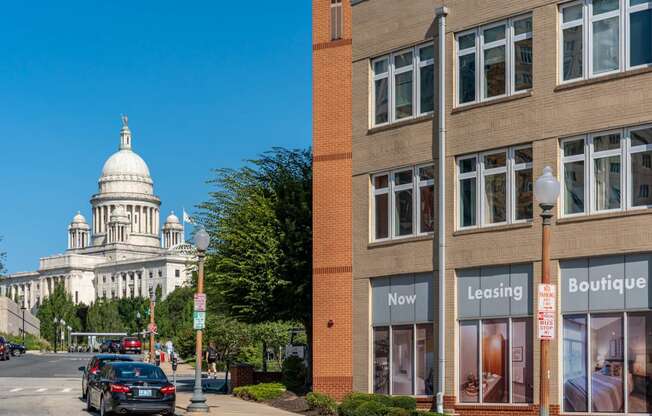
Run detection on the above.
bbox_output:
[435,6,448,415]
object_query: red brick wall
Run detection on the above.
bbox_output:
[312,0,353,402]
[443,396,561,416]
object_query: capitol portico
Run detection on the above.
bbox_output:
[0,118,195,309]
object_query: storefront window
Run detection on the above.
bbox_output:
[512,318,534,403]
[561,254,652,414]
[371,274,434,396]
[627,312,652,413]
[459,321,480,403]
[416,324,434,396]
[373,327,390,394]
[564,315,588,412]
[563,313,652,413]
[459,318,531,404]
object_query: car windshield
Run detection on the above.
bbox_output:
[99,357,133,367]
[123,338,138,342]
[115,364,166,380]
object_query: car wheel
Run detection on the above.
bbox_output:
[85,390,94,411]
[12,349,19,357]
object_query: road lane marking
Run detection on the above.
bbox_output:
[36,388,47,392]
[62,388,72,393]
[9,388,23,393]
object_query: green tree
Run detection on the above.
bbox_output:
[253,321,300,371]
[37,283,81,349]
[204,315,253,385]
[155,286,194,340]
[116,297,149,335]
[198,148,312,329]
[86,300,123,332]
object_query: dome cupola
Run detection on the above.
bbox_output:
[162,210,184,248]
[68,211,90,250]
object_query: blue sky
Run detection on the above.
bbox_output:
[0,2,311,273]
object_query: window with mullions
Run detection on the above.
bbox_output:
[560,125,652,217]
[455,14,533,106]
[371,165,435,241]
[330,0,342,41]
[560,0,652,83]
[371,44,434,127]
[563,312,652,413]
[459,318,533,404]
[456,146,533,229]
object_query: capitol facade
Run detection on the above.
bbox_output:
[0,119,195,309]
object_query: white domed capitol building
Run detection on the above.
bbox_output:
[0,118,195,308]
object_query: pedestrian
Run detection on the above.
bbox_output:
[205,341,218,379]
[165,339,174,360]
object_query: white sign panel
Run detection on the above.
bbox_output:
[538,311,555,340]
[538,284,556,313]
[194,294,207,312]
[193,311,206,330]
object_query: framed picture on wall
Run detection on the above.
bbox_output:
[513,346,523,362]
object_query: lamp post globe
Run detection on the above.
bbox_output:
[534,166,560,206]
[195,228,210,252]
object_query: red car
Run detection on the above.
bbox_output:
[120,337,142,355]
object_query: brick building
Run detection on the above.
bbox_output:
[313,0,652,415]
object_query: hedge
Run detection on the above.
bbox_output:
[232,383,286,402]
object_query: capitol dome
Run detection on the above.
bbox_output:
[97,121,154,195]
[165,212,180,224]
[101,150,151,179]
[71,211,87,224]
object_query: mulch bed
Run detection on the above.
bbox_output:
[266,391,320,415]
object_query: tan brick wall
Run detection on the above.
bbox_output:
[312,0,353,401]
[348,0,652,412]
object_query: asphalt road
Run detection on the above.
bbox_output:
[0,353,182,416]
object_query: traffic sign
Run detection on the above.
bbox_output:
[193,311,206,330]
[148,323,158,334]
[194,294,207,312]
[538,284,556,313]
[538,311,555,340]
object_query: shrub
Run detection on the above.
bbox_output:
[281,356,307,393]
[355,401,388,416]
[338,396,367,416]
[386,408,411,416]
[307,392,338,416]
[232,383,286,402]
[411,412,443,416]
[391,396,417,410]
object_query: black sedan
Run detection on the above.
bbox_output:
[79,354,135,399]
[8,343,26,357]
[99,339,122,353]
[86,362,175,416]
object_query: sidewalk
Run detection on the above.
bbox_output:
[174,393,298,415]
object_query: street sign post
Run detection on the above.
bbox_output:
[193,311,205,330]
[148,323,158,334]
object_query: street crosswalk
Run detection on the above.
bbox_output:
[3,387,78,395]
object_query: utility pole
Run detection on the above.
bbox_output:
[149,289,156,362]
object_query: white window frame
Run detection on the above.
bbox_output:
[559,1,586,83]
[626,0,652,70]
[481,149,510,226]
[588,0,623,77]
[393,167,416,238]
[556,0,652,82]
[481,21,509,101]
[416,164,435,234]
[511,145,534,223]
[371,165,436,242]
[560,125,652,217]
[417,44,435,115]
[455,29,479,106]
[455,14,533,107]
[392,49,416,122]
[371,43,435,127]
[371,172,391,242]
[560,136,590,217]
[589,129,624,213]
[511,14,534,93]
[457,146,533,230]
[627,124,652,209]
[372,56,390,127]
[330,0,343,41]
